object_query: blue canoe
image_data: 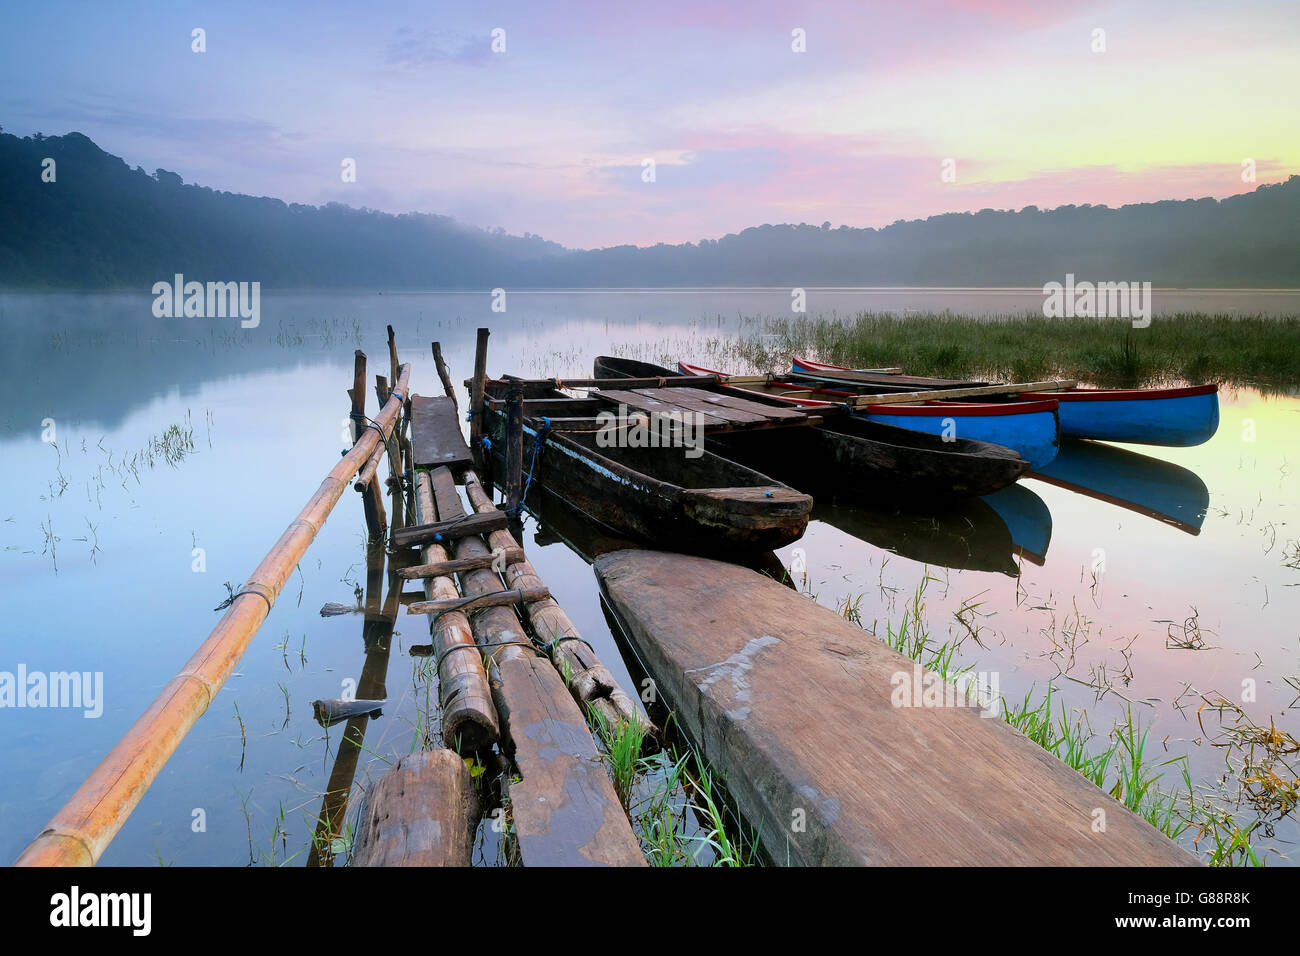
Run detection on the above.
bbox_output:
[1022,385,1219,446]
[791,357,1219,448]
[786,356,1061,469]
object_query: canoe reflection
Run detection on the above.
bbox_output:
[1028,439,1210,535]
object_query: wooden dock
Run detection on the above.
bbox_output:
[595,549,1199,867]
[393,365,648,867]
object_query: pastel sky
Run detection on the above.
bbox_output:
[2,0,1297,248]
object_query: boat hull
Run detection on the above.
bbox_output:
[857,401,1060,471]
[709,415,1029,499]
[597,357,1030,497]
[483,405,811,554]
[1024,386,1219,446]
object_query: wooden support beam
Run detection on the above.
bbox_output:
[391,509,509,548]
[406,586,550,617]
[396,547,525,580]
[349,350,367,428]
[361,471,387,538]
[493,656,646,866]
[432,341,457,411]
[386,324,399,391]
[351,749,481,867]
[469,328,490,470]
[505,378,525,515]
[412,471,499,752]
[462,470,650,733]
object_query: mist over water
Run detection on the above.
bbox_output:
[2,289,1298,865]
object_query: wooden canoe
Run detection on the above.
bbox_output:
[482,381,811,554]
[594,357,1030,498]
[793,356,1220,448]
[674,360,1061,471]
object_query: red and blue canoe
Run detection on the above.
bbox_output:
[679,361,1061,470]
[790,357,1220,448]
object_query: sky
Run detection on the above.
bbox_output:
[2,0,1298,248]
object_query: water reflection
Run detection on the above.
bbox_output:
[1029,439,1210,535]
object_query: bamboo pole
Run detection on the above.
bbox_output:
[412,471,499,753]
[469,328,490,470]
[15,362,412,868]
[462,471,650,732]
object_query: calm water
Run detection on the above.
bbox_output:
[1,289,1297,866]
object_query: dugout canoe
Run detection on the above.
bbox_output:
[482,381,812,554]
[594,357,1031,498]
[792,356,1219,447]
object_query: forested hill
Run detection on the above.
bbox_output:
[2,129,1298,289]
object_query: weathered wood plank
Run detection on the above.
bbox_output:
[406,586,550,617]
[590,388,736,428]
[494,656,646,867]
[594,550,1199,867]
[392,510,509,547]
[670,386,810,421]
[630,386,771,425]
[351,749,480,866]
[411,394,474,470]
[396,547,525,580]
[461,470,650,733]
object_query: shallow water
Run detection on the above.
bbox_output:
[1,289,1297,865]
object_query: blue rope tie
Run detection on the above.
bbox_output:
[508,417,549,516]
[481,437,492,451]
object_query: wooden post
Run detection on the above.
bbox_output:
[505,378,524,516]
[469,328,490,470]
[386,325,399,391]
[351,750,481,866]
[349,350,367,440]
[432,341,457,412]
[307,538,399,866]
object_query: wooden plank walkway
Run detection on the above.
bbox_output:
[405,395,646,867]
[595,549,1199,867]
[411,395,474,470]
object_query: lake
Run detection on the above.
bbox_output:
[2,288,1298,866]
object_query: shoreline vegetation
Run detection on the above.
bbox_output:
[722,311,1300,391]
[839,573,1294,867]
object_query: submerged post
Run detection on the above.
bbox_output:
[469,327,490,470]
[505,378,524,516]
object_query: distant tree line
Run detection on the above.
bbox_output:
[1,129,1297,289]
